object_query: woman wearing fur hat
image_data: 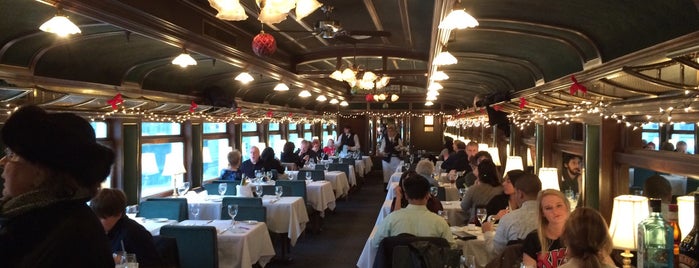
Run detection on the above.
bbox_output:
[0,105,115,267]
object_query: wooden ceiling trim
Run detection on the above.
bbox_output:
[293,47,427,66]
[568,85,624,100]
[444,69,517,91]
[362,0,389,44]
[599,78,658,96]
[29,30,128,73]
[398,0,413,48]
[470,27,587,65]
[673,56,699,70]
[622,66,699,91]
[451,52,544,83]
[121,56,178,86]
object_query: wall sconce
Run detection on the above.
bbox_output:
[486,147,501,166]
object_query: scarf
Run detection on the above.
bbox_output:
[1,187,91,218]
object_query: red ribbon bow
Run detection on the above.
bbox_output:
[107,93,124,110]
[519,97,528,109]
[266,110,273,118]
[493,105,503,111]
[237,107,242,116]
[570,75,587,95]
[189,101,198,113]
[287,112,293,117]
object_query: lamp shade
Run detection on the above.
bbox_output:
[162,153,186,176]
[503,156,524,174]
[478,143,489,152]
[609,195,649,250]
[141,153,160,176]
[678,195,695,240]
[538,167,559,191]
[487,147,501,166]
[526,147,534,166]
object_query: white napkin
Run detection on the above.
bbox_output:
[237,185,253,197]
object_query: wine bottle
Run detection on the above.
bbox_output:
[638,198,674,267]
[680,193,699,268]
[669,204,680,268]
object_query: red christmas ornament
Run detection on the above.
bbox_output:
[252,31,276,57]
[569,75,588,95]
[365,94,374,102]
[189,101,198,113]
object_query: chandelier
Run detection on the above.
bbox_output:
[329,66,391,90]
[208,0,322,24]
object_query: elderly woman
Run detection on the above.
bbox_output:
[0,105,115,266]
[220,149,243,181]
[415,159,439,187]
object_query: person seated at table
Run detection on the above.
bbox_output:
[323,139,336,157]
[241,146,264,178]
[415,159,439,187]
[460,150,493,188]
[558,207,616,268]
[439,136,454,161]
[486,169,527,219]
[280,142,304,168]
[311,138,322,155]
[522,189,571,268]
[373,172,455,248]
[391,171,443,214]
[441,140,470,174]
[643,174,672,218]
[90,189,163,267]
[460,159,503,223]
[220,149,243,181]
[482,173,541,259]
[260,147,285,177]
[297,140,318,166]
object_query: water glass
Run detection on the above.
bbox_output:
[189,203,200,220]
[305,171,313,181]
[458,188,467,200]
[438,210,449,223]
[255,185,263,197]
[429,186,438,198]
[476,208,488,225]
[227,204,238,226]
[324,163,330,171]
[255,170,263,180]
[218,183,227,196]
[460,255,475,268]
[275,186,283,199]
[177,181,190,196]
[125,205,139,219]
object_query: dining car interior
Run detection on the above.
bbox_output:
[2,0,699,267]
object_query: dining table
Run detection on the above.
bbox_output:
[286,170,350,198]
[174,220,276,268]
[385,181,460,202]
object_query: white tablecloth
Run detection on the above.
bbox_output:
[362,156,373,174]
[135,218,178,236]
[357,225,379,268]
[178,220,275,268]
[185,196,309,246]
[385,182,460,201]
[442,201,468,226]
[388,172,449,186]
[452,226,488,268]
[306,180,336,216]
[287,171,350,198]
[354,160,366,178]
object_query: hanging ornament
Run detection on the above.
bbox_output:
[237,107,242,116]
[252,30,277,57]
[266,110,273,117]
[365,94,374,102]
[569,75,588,95]
[493,105,503,111]
[107,93,124,110]
[189,101,198,113]
[287,112,293,117]
[519,97,528,109]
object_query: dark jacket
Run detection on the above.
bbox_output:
[440,150,471,173]
[280,152,304,168]
[0,199,114,267]
[240,159,264,178]
[108,216,163,267]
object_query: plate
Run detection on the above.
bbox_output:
[153,218,169,223]
[243,220,258,225]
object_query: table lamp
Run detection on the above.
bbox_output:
[678,195,695,240]
[162,153,187,196]
[478,143,488,152]
[503,156,524,175]
[538,167,559,191]
[608,195,649,268]
[486,147,501,166]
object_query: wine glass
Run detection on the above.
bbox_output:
[324,163,330,171]
[255,170,263,181]
[255,185,263,198]
[189,203,200,220]
[565,190,579,210]
[458,188,467,200]
[227,204,238,227]
[275,186,283,200]
[429,186,438,198]
[125,205,139,219]
[218,183,227,196]
[305,171,313,181]
[177,181,190,196]
[438,210,449,223]
[476,207,488,225]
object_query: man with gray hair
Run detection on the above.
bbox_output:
[415,159,439,187]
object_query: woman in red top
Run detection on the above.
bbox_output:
[323,139,336,157]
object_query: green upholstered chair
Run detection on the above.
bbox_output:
[275,180,307,202]
[160,225,218,268]
[138,200,185,221]
[221,206,267,222]
[221,197,262,208]
[146,198,189,221]
[260,185,291,197]
[202,180,240,196]
[329,163,352,178]
[297,169,325,181]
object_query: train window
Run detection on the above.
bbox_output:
[289,133,299,146]
[289,123,297,130]
[242,122,257,132]
[203,138,230,181]
[90,122,108,138]
[203,122,226,134]
[304,132,312,141]
[241,136,259,161]
[269,134,283,158]
[304,123,311,130]
[141,142,184,198]
[642,123,660,149]
[269,123,280,131]
[142,122,181,136]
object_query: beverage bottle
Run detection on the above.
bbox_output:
[680,193,699,267]
[669,204,681,268]
[638,198,674,267]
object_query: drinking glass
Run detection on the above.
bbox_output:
[218,183,227,196]
[460,255,476,268]
[438,210,449,223]
[125,205,139,219]
[255,185,263,198]
[177,181,190,196]
[476,208,488,225]
[275,186,283,199]
[429,186,438,198]
[255,170,263,180]
[189,203,200,220]
[305,171,313,181]
[227,204,238,227]
[324,163,330,171]
[565,190,579,210]
[458,188,467,200]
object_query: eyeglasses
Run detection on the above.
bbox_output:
[3,148,20,162]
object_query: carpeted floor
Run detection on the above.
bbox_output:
[267,171,385,268]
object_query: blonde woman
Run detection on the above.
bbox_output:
[559,207,616,268]
[522,189,571,268]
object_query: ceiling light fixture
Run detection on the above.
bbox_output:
[39,8,81,37]
[428,82,443,91]
[316,95,327,102]
[329,98,339,104]
[426,95,437,101]
[234,71,254,84]
[390,94,400,102]
[273,83,289,91]
[439,9,478,30]
[432,71,449,81]
[298,90,312,97]
[339,100,349,106]
[207,0,248,20]
[433,50,457,66]
[425,101,434,106]
[171,49,197,68]
[329,70,343,80]
[208,0,322,24]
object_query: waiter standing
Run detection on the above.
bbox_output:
[337,125,360,156]
[379,124,403,186]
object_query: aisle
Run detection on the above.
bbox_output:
[267,170,386,268]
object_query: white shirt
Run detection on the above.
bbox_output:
[372,204,454,248]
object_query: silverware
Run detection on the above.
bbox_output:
[206,220,214,224]
[218,226,231,234]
